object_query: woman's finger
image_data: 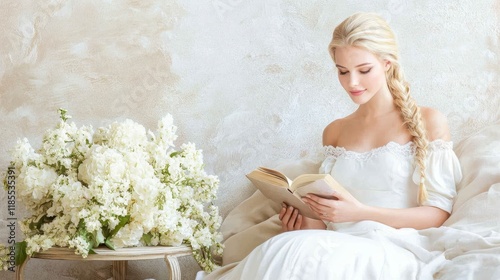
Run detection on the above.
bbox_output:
[279,204,286,220]
[281,206,296,231]
[289,208,299,229]
[294,213,303,230]
[285,208,297,230]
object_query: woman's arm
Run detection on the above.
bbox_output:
[361,204,449,229]
[303,193,449,230]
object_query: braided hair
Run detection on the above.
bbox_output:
[328,12,429,204]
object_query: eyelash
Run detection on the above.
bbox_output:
[339,68,372,75]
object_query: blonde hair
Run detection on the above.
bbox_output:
[328,12,429,204]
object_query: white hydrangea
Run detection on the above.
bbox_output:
[96,119,149,153]
[7,110,223,272]
[111,222,144,247]
[10,138,39,171]
[17,165,58,207]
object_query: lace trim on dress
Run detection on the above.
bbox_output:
[427,139,453,151]
[324,139,452,161]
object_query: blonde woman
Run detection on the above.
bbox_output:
[281,12,461,232]
[206,12,462,279]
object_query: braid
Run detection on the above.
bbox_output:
[386,63,429,204]
[329,12,430,204]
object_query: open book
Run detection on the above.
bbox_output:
[246,167,351,219]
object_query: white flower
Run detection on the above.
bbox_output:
[156,114,178,149]
[78,145,128,186]
[111,222,144,247]
[10,138,38,170]
[68,236,90,258]
[25,235,54,255]
[96,119,148,152]
[8,110,223,272]
[40,120,78,169]
[18,165,58,201]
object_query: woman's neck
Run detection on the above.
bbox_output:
[355,87,397,120]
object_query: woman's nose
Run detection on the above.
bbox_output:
[349,73,359,87]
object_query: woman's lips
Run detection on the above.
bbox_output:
[349,90,365,96]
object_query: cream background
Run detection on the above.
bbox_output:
[0,0,498,279]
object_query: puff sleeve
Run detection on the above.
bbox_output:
[319,146,341,174]
[412,140,462,213]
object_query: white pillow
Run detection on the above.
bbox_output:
[451,121,500,213]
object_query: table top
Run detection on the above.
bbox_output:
[31,245,193,261]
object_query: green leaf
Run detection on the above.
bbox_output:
[29,214,48,231]
[102,215,131,250]
[58,108,70,122]
[59,164,67,175]
[102,226,111,239]
[87,238,95,252]
[77,218,85,229]
[89,232,99,248]
[15,241,28,266]
[77,219,88,236]
[142,233,152,245]
[104,239,115,250]
[95,230,105,245]
[103,215,130,250]
[169,151,181,157]
[108,215,130,238]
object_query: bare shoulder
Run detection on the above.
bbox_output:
[322,117,347,146]
[420,107,451,141]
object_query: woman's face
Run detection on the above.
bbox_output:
[334,46,390,105]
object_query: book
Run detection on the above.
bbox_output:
[246,167,351,219]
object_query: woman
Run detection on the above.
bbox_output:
[282,11,458,232]
[207,12,462,279]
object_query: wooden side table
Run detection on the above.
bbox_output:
[15,245,193,280]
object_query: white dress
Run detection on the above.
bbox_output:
[215,140,462,280]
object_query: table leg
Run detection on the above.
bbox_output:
[112,260,127,280]
[165,255,182,280]
[16,258,29,280]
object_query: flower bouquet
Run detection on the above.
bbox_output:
[3,109,223,272]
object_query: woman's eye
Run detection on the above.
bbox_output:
[360,68,372,74]
[339,71,348,75]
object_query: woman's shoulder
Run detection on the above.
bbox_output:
[419,107,450,141]
[322,115,353,146]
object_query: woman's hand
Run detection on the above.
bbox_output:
[279,204,326,232]
[302,191,366,223]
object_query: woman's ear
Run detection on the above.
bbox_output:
[384,60,391,71]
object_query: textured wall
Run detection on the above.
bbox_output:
[0,0,498,279]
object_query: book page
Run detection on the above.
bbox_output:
[246,175,320,219]
[257,167,293,186]
[294,179,339,199]
[291,173,330,190]
[293,174,350,199]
